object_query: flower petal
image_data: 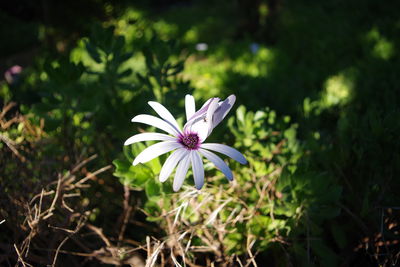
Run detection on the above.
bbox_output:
[191,151,204,190]
[124,133,175,146]
[212,95,236,128]
[199,148,233,181]
[173,154,191,191]
[185,94,196,121]
[186,97,218,122]
[201,143,247,164]
[148,101,181,133]
[131,114,180,136]
[159,148,188,182]
[184,98,220,142]
[205,98,220,137]
[133,141,181,166]
[185,119,208,142]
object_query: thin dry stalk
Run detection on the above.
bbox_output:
[10,155,112,266]
[52,215,88,267]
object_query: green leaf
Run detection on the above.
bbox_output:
[85,41,102,63]
[236,105,246,125]
[144,199,162,217]
[113,159,130,173]
[129,164,152,187]
[145,179,161,198]
[118,68,133,78]
[146,155,162,174]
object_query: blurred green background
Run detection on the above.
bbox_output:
[1,0,399,266]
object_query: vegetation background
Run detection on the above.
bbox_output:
[1,0,399,266]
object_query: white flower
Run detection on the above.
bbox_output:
[124,94,247,191]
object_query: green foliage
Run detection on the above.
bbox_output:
[5,23,192,163]
[114,143,162,190]
[139,36,189,103]
[228,105,300,166]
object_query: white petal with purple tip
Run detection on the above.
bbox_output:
[185,98,220,142]
[148,101,181,132]
[199,148,233,181]
[201,143,247,164]
[205,98,221,137]
[185,97,218,124]
[124,133,175,146]
[159,148,188,182]
[185,94,196,121]
[131,114,180,136]
[133,141,181,165]
[212,95,236,128]
[173,154,191,191]
[191,151,204,189]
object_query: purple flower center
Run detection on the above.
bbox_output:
[179,132,200,150]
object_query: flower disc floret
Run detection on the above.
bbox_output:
[179,132,200,150]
